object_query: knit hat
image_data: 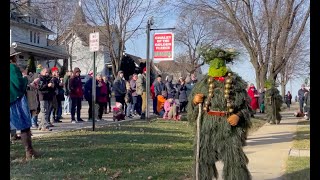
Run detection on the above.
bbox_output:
[73,67,81,73]
[51,66,59,72]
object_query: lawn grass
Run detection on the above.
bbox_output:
[292,120,310,149]
[11,120,195,180]
[284,157,310,180]
[11,118,265,180]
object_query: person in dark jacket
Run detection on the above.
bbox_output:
[84,71,97,121]
[103,75,112,114]
[10,47,38,159]
[177,77,188,112]
[50,67,64,123]
[298,84,308,113]
[153,75,166,115]
[165,75,176,99]
[69,67,84,123]
[63,70,72,115]
[38,68,55,131]
[285,91,292,110]
[113,70,126,108]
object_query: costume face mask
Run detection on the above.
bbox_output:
[208,58,227,77]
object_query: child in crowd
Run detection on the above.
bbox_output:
[163,98,180,120]
[113,102,125,121]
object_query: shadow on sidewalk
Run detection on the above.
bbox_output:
[247,133,293,146]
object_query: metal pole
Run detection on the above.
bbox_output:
[92,29,96,131]
[146,18,151,120]
[92,51,96,131]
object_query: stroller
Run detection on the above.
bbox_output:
[113,102,125,121]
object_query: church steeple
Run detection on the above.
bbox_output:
[71,0,87,25]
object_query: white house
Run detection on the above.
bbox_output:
[58,1,119,77]
[10,0,68,69]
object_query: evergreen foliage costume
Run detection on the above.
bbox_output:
[187,48,252,180]
[264,81,283,124]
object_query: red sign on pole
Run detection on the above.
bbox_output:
[153,32,174,61]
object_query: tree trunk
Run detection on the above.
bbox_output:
[281,83,286,98]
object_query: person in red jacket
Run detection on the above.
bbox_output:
[69,67,84,123]
[96,74,108,121]
[150,82,156,114]
[247,83,259,117]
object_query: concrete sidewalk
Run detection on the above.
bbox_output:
[31,99,156,138]
[215,103,301,180]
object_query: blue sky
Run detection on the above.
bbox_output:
[124,11,307,98]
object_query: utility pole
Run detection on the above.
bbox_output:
[145,17,154,120]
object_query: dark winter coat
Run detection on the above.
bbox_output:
[113,77,126,97]
[38,75,55,101]
[177,83,188,102]
[51,76,65,101]
[84,77,99,102]
[298,88,308,101]
[69,75,83,98]
[165,76,176,99]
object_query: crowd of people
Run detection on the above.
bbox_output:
[246,83,310,120]
[151,74,198,120]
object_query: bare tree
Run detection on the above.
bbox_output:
[278,40,310,97]
[175,11,221,71]
[32,0,77,70]
[176,0,310,89]
[82,0,159,78]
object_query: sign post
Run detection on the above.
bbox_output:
[89,31,99,131]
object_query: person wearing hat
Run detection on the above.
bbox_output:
[188,48,252,179]
[247,83,259,117]
[113,70,126,108]
[10,47,38,159]
[69,67,84,123]
[50,66,64,123]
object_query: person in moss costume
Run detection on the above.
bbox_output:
[187,48,252,180]
[264,81,283,124]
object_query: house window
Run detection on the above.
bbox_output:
[30,31,32,42]
[36,19,38,24]
[28,17,30,22]
[19,55,24,59]
[37,33,40,44]
[34,32,36,43]
[32,18,34,23]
